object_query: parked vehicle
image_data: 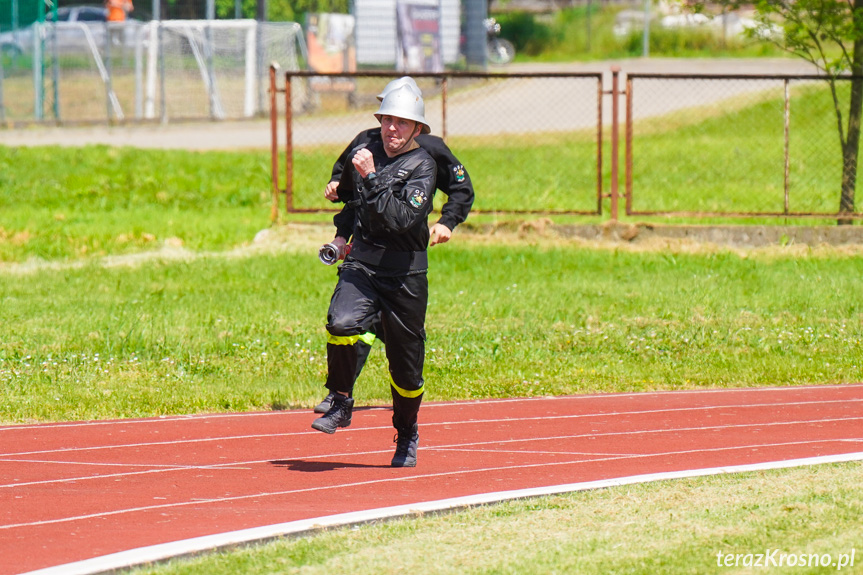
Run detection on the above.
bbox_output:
[485,17,515,65]
[0,6,144,56]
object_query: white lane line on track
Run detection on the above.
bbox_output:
[428,398,863,428]
[427,437,863,459]
[0,409,365,432]
[426,382,863,401]
[2,383,861,432]
[0,459,251,470]
[0,449,399,489]
[3,435,862,531]
[2,398,860,459]
[427,416,863,450]
[15,451,863,575]
[8,430,862,491]
[1,415,861,490]
[0,458,252,472]
[0,430,329,458]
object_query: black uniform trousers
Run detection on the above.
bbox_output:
[325,263,427,431]
[348,316,383,390]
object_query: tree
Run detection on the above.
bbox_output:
[696,0,863,223]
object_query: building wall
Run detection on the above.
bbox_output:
[353,0,464,66]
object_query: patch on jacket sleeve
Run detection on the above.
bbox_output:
[452,164,466,183]
[408,188,427,208]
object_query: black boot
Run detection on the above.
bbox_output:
[391,424,419,467]
[311,394,354,434]
[314,391,354,414]
[313,392,335,414]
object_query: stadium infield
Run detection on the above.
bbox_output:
[2,384,863,575]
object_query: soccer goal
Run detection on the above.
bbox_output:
[5,19,305,123]
[142,19,306,121]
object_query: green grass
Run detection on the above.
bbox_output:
[0,145,272,261]
[289,84,858,223]
[2,229,861,423]
[128,462,863,575]
[2,90,862,574]
[495,6,788,62]
[1,80,859,262]
[629,83,855,217]
[1,88,862,424]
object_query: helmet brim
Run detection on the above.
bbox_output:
[375,114,431,134]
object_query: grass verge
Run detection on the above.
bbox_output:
[128,461,863,575]
[1,122,860,573]
[1,225,861,423]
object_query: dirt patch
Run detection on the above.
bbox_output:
[458,220,863,255]
[2,220,861,276]
[565,222,863,248]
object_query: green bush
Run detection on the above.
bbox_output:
[496,12,556,56]
[621,26,741,55]
[490,5,785,61]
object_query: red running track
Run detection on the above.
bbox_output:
[2,384,863,575]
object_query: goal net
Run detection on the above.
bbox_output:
[144,20,306,121]
[0,19,305,123]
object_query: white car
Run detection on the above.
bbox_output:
[0,6,145,56]
[613,10,649,37]
[660,13,711,29]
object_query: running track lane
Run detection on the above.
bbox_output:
[2,384,863,575]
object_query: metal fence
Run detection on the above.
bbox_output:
[269,69,605,219]
[625,73,862,220]
[268,67,863,223]
[0,20,304,124]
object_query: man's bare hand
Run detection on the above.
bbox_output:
[332,236,348,249]
[429,223,452,246]
[324,180,339,201]
[352,148,375,178]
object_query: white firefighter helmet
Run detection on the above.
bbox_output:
[375,84,431,134]
[376,76,422,101]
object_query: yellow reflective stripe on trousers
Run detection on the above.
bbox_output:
[328,332,377,346]
[390,380,424,398]
[327,334,359,346]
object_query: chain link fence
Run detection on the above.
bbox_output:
[268,69,863,222]
[0,20,304,124]
[270,70,605,216]
[625,73,862,220]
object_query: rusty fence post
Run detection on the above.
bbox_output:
[625,73,633,217]
[269,63,280,224]
[285,74,294,213]
[441,76,448,141]
[610,66,620,222]
[596,75,603,214]
[784,78,790,215]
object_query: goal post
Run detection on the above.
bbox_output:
[3,18,304,123]
[142,19,305,121]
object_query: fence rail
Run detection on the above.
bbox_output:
[269,67,863,223]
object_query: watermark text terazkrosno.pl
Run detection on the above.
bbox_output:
[717,549,855,570]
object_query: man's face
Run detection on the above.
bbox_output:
[380,115,419,156]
